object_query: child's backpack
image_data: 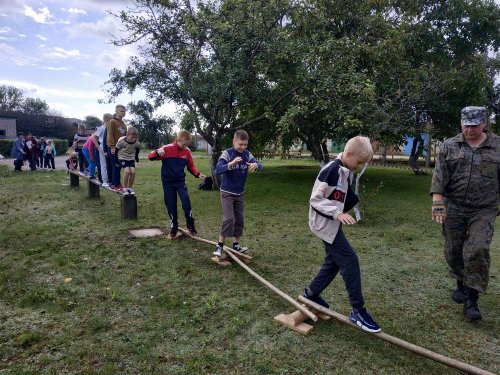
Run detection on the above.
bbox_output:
[199,176,213,191]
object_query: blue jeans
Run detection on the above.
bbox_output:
[82,148,98,177]
[162,181,194,230]
[308,228,365,310]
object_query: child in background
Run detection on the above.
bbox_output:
[82,131,100,179]
[213,130,262,258]
[38,137,47,169]
[43,139,57,170]
[302,136,381,333]
[66,152,79,173]
[115,127,141,195]
[147,130,206,238]
[73,124,89,172]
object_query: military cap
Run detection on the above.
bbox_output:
[461,106,486,126]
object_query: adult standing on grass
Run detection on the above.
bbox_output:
[106,104,128,191]
[10,132,25,172]
[431,106,499,321]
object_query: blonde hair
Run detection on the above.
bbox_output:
[177,130,192,141]
[116,104,126,110]
[127,126,138,135]
[344,136,373,161]
[103,113,113,122]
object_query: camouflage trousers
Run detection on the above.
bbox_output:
[442,202,496,292]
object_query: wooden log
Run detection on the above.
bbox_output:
[297,296,495,375]
[274,310,314,335]
[178,227,317,322]
[121,195,137,220]
[69,171,79,187]
[178,228,252,260]
[87,180,100,199]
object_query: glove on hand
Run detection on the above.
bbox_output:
[432,202,446,224]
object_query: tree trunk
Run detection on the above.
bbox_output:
[425,130,432,168]
[320,141,330,164]
[210,147,222,190]
[381,147,387,164]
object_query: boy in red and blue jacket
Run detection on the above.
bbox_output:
[148,131,206,238]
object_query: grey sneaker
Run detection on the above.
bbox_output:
[213,245,226,259]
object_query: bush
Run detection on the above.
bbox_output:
[0,139,69,157]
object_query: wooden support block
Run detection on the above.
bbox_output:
[274,310,314,335]
[87,180,100,199]
[121,195,137,220]
[211,256,232,266]
[167,231,183,240]
[70,172,79,187]
[311,309,331,321]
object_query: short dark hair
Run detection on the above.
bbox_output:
[234,130,248,141]
[17,132,23,137]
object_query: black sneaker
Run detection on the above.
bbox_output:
[302,289,330,309]
[232,243,248,253]
[349,308,381,333]
[187,226,197,235]
[463,290,482,321]
[167,228,178,239]
[451,281,468,304]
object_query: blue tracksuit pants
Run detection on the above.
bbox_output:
[162,181,194,230]
[308,228,365,310]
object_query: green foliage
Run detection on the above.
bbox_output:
[84,115,102,129]
[21,98,49,115]
[128,100,174,149]
[0,85,24,111]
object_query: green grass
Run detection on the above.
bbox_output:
[0,154,498,374]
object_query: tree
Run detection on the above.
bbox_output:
[84,115,102,129]
[127,100,174,149]
[21,97,49,115]
[104,0,298,187]
[0,85,24,111]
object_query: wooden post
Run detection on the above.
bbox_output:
[87,180,100,199]
[121,195,137,220]
[297,296,496,375]
[70,172,79,187]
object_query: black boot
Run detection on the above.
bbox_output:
[451,280,467,304]
[463,288,482,321]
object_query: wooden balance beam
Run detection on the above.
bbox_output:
[297,295,496,375]
[68,170,137,219]
[177,227,318,322]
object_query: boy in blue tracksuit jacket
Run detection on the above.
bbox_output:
[213,130,262,258]
[302,136,381,333]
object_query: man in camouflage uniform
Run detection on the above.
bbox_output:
[431,106,499,321]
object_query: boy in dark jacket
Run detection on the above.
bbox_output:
[303,136,381,333]
[213,130,262,258]
[148,131,206,238]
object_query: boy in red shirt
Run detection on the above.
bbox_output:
[148,131,206,238]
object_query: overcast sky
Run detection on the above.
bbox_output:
[0,0,176,120]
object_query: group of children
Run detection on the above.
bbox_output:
[148,129,380,332]
[66,105,141,196]
[10,132,57,171]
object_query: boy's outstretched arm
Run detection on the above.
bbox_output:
[186,150,202,178]
[246,152,263,172]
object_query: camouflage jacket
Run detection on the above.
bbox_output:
[430,132,500,208]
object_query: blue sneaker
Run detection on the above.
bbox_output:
[349,308,381,333]
[302,289,330,309]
